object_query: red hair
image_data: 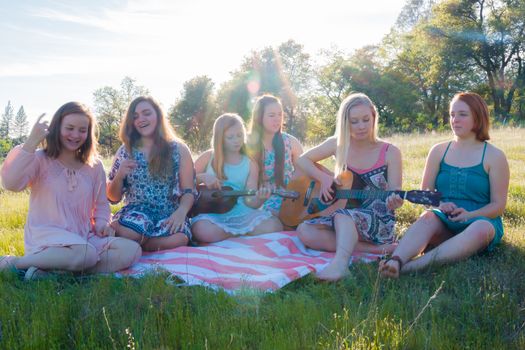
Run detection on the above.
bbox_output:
[451,92,490,141]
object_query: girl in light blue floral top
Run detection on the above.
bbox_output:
[247,94,303,221]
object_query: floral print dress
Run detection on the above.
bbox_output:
[109,142,194,239]
[261,133,294,215]
[304,143,396,245]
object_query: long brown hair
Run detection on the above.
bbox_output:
[44,101,98,165]
[451,92,490,141]
[119,96,179,177]
[247,94,285,187]
[211,113,246,181]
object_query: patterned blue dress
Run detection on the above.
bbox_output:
[109,142,194,239]
[191,155,273,235]
[303,143,396,245]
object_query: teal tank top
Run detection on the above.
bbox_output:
[435,142,490,211]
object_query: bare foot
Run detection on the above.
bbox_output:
[316,260,350,281]
[378,257,401,279]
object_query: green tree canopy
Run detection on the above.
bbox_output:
[169,76,216,153]
[93,77,149,154]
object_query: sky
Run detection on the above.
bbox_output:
[0,0,407,125]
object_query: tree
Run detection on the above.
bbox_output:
[216,40,313,139]
[428,0,525,121]
[273,40,313,138]
[93,77,149,154]
[386,20,475,129]
[0,138,12,159]
[395,0,439,32]
[169,76,216,152]
[12,106,29,143]
[0,101,14,140]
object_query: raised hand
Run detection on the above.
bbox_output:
[23,114,48,152]
[115,159,137,180]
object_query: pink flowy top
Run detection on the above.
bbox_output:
[1,146,111,255]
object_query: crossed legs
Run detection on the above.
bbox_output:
[191,216,283,243]
[113,222,188,251]
[4,237,141,274]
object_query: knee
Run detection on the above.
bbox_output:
[191,221,213,241]
[191,221,206,236]
[268,217,283,232]
[297,223,315,246]
[69,246,98,271]
[116,238,143,265]
[333,213,357,234]
[333,213,353,226]
[470,221,495,244]
[419,210,440,224]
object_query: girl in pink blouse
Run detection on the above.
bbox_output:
[0,102,141,279]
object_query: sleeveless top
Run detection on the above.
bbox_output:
[205,155,250,191]
[345,142,391,209]
[191,154,273,235]
[432,141,504,250]
[436,142,491,211]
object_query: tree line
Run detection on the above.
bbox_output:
[0,101,29,157]
[2,0,524,157]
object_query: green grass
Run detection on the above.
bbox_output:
[1,128,524,349]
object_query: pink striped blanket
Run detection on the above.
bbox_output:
[118,231,384,294]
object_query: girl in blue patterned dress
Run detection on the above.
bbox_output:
[107,96,196,251]
[379,92,509,278]
[296,93,404,281]
[191,113,281,242]
[246,94,303,222]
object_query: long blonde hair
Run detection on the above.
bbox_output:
[334,93,379,176]
[119,96,179,177]
[211,113,246,181]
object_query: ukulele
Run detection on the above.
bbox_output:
[278,164,441,227]
[190,184,299,217]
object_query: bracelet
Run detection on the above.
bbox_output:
[181,188,196,196]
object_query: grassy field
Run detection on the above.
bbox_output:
[1,128,524,349]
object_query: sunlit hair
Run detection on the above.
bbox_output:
[44,101,98,166]
[451,92,490,141]
[247,94,285,187]
[211,113,246,181]
[334,93,379,176]
[119,96,180,177]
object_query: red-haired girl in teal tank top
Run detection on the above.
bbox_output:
[379,92,509,279]
[431,141,504,249]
